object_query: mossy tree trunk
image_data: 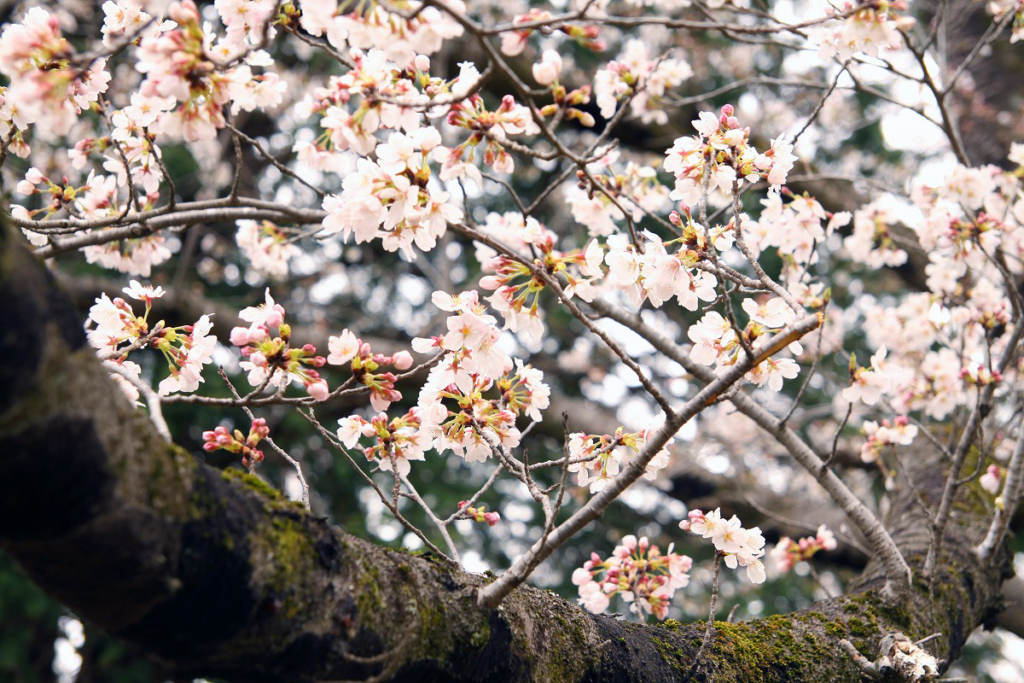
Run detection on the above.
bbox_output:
[0,216,1015,682]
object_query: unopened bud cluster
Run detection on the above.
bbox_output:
[203,418,271,469]
[458,501,500,526]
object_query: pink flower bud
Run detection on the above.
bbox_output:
[306,380,329,401]
[392,351,413,371]
[981,465,1002,494]
[230,327,251,346]
[479,275,502,290]
[414,54,431,71]
[250,352,267,367]
[894,16,916,31]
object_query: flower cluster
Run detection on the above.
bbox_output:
[960,363,1004,388]
[567,428,673,493]
[843,346,903,406]
[16,166,171,275]
[745,191,851,267]
[458,501,501,526]
[17,168,115,220]
[321,128,463,259]
[438,93,539,178]
[213,0,277,53]
[230,289,330,400]
[768,525,837,573]
[602,228,719,310]
[814,1,911,61]
[573,535,692,619]
[101,0,153,48]
[103,92,176,195]
[688,301,802,392]
[568,150,671,237]
[911,164,1020,296]
[679,509,767,583]
[327,329,412,412]
[338,411,426,476]
[298,0,465,66]
[861,416,919,463]
[0,7,111,137]
[894,348,965,420]
[410,291,550,462]
[480,225,599,342]
[135,0,283,142]
[0,86,31,159]
[843,198,908,268]
[86,281,216,396]
[236,219,302,279]
[296,49,477,163]
[594,40,693,125]
[203,418,271,468]
[664,105,796,207]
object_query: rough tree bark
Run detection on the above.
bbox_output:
[0,216,1016,682]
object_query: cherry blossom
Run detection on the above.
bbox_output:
[574,535,692,619]
[680,509,767,584]
[337,411,427,477]
[769,525,838,574]
[981,464,1003,495]
[861,416,919,463]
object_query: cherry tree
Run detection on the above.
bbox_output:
[1,0,1023,681]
